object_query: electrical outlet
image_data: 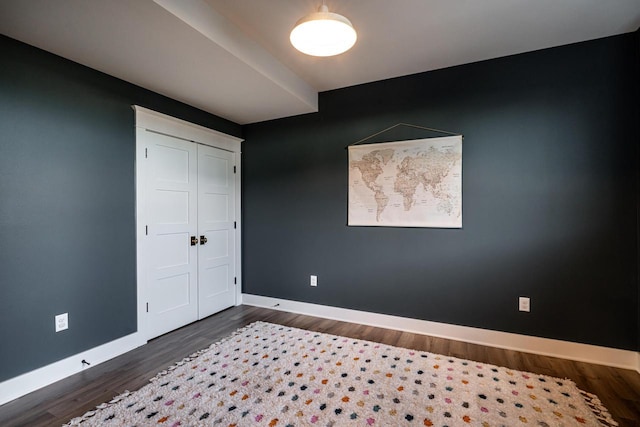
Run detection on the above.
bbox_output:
[310,275,318,287]
[518,297,530,312]
[55,313,69,332]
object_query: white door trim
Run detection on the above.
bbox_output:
[134,106,243,340]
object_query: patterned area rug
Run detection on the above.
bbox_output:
[65,321,617,426]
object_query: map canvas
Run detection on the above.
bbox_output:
[348,135,462,228]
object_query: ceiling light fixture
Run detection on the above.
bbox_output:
[290,3,357,57]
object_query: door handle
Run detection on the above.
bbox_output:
[200,235,208,245]
[190,236,198,246]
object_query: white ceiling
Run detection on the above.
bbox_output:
[1,0,639,125]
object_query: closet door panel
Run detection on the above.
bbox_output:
[144,131,199,339]
[197,145,236,319]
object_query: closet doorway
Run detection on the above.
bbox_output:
[134,107,242,340]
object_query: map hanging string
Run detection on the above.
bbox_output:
[348,123,463,148]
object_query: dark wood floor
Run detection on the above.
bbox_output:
[1,305,638,426]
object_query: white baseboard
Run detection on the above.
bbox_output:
[242,294,639,373]
[0,332,146,406]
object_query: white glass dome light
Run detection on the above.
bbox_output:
[290,4,357,57]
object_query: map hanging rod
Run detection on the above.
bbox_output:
[348,123,463,148]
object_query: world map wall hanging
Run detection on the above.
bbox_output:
[348,135,462,228]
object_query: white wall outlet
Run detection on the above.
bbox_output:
[310,275,318,287]
[55,313,69,332]
[518,297,530,312]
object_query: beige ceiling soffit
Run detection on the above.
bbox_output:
[153,0,318,113]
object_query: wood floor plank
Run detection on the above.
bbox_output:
[0,305,638,426]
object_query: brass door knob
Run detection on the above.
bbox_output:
[200,235,208,245]
[190,236,198,246]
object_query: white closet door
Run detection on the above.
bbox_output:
[197,145,236,318]
[145,131,198,339]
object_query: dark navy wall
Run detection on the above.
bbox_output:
[243,32,639,351]
[0,35,241,382]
